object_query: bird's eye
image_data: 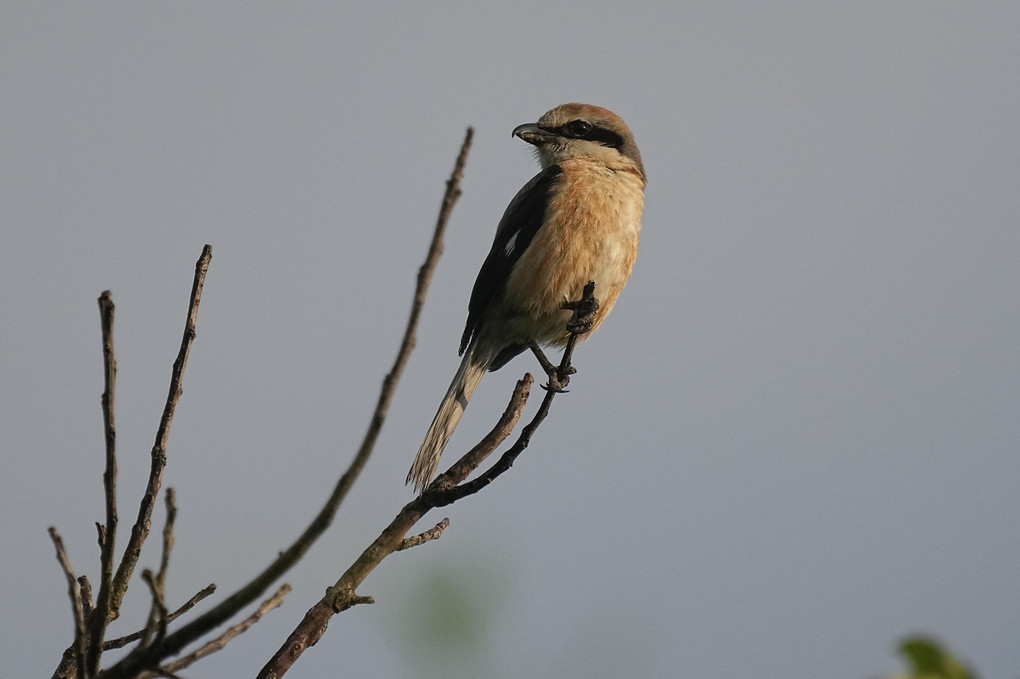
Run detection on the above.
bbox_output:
[565,120,594,138]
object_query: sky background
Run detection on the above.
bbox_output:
[3,3,1019,678]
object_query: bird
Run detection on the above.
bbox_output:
[407,102,645,493]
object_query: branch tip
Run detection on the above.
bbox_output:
[49,527,87,679]
[397,518,451,551]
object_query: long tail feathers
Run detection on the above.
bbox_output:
[407,350,488,493]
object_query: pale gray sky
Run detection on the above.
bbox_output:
[3,3,1019,678]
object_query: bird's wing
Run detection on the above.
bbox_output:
[459,164,564,355]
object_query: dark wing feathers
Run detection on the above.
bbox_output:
[459,164,563,355]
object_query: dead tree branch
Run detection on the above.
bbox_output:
[138,584,291,679]
[258,281,599,677]
[51,247,211,679]
[103,585,216,651]
[98,128,473,679]
[137,489,177,651]
[49,528,87,679]
[257,374,533,678]
[107,244,211,632]
[396,518,451,552]
[140,570,169,648]
[86,291,118,674]
[431,282,595,504]
[156,489,175,594]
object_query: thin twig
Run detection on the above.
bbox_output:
[106,246,211,641]
[257,375,531,679]
[430,378,555,505]
[137,585,291,679]
[141,570,169,648]
[100,131,473,679]
[258,282,598,677]
[396,518,451,551]
[102,584,217,651]
[150,669,185,679]
[428,282,595,505]
[79,576,94,625]
[49,527,87,679]
[138,489,176,650]
[157,489,177,589]
[86,291,119,675]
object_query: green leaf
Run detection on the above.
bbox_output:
[897,636,975,679]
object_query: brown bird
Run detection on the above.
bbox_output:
[407,103,645,493]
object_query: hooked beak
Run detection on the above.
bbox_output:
[512,123,557,146]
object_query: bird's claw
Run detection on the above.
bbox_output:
[529,342,574,391]
[540,367,573,393]
[531,282,599,392]
[561,281,600,335]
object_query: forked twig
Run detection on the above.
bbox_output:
[86,291,119,674]
[156,489,176,590]
[140,570,169,648]
[100,129,474,679]
[53,248,211,679]
[396,518,451,551]
[103,585,216,651]
[258,283,599,677]
[257,374,532,678]
[429,282,596,504]
[108,245,212,633]
[138,585,291,679]
[49,528,87,679]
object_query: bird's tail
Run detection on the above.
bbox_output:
[407,349,488,493]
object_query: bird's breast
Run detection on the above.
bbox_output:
[502,162,644,343]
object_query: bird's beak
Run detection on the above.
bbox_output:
[513,123,556,146]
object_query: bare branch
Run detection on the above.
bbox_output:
[258,281,598,677]
[140,570,169,648]
[79,576,94,625]
[52,650,83,679]
[157,489,177,590]
[149,669,184,679]
[430,379,555,505]
[100,131,473,679]
[137,584,291,679]
[428,282,595,505]
[107,245,211,637]
[103,584,216,651]
[257,375,531,679]
[86,291,119,674]
[396,518,451,551]
[49,527,87,679]
[168,584,218,622]
[137,489,177,652]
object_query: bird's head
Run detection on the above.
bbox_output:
[513,103,644,183]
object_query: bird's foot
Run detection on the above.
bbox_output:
[541,364,576,393]
[528,283,599,392]
[529,342,574,392]
[562,281,600,334]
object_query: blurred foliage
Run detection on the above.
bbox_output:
[409,568,492,652]
[389,555,513,679]
[884,636,976,679]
